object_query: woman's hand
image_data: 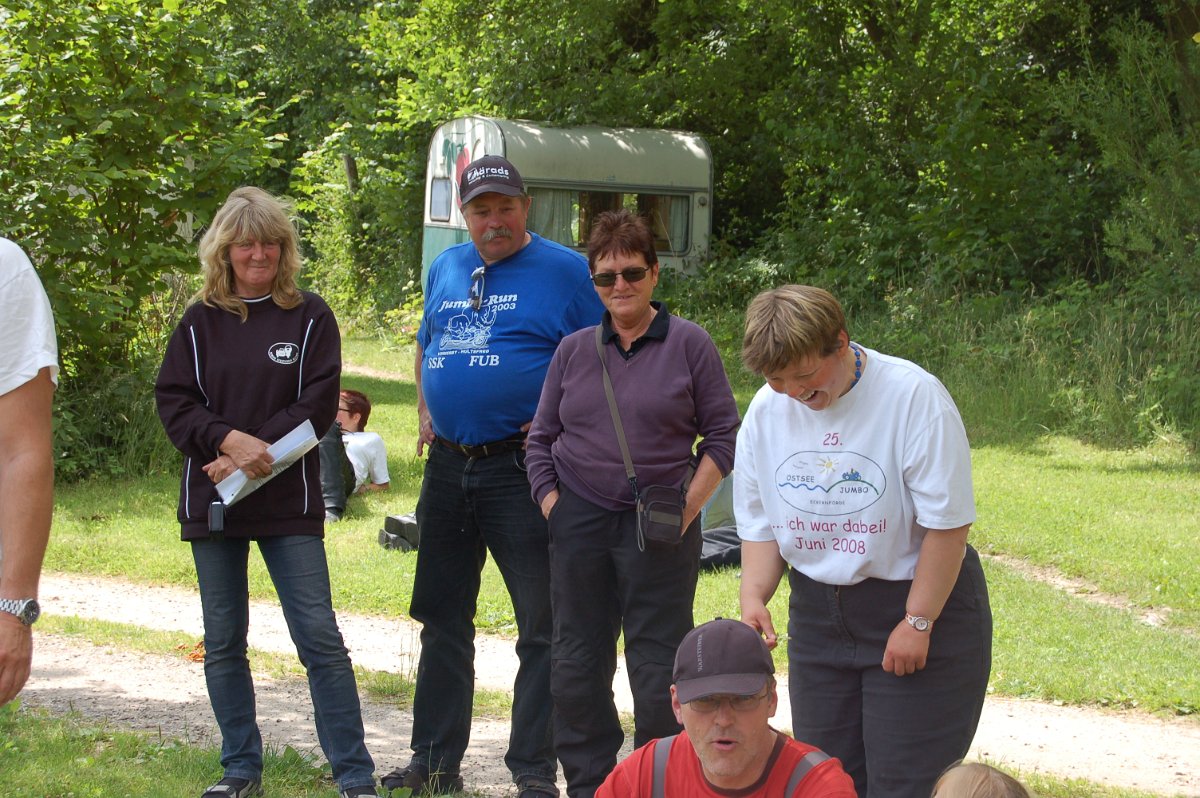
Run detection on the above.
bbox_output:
[540,489,559,520]
[201,454,238,483]
[740,599,778,650]
[219,430,274,479]
[882,619,930,675]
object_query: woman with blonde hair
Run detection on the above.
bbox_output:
[156,187,379,798]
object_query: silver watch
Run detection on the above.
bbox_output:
[904,612,933,632]
[0,598,41,626]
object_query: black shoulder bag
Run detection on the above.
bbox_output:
[594,326,695,551]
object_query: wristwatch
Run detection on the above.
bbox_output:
[0,598,41,626]
[904,612,933,632]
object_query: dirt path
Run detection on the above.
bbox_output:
[21,573,1200,797]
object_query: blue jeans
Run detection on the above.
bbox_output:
[191,535,376,791]
[406,443,555,784]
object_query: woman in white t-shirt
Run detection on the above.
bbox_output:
[734,285,992,798]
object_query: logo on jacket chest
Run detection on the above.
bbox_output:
[269,342,300,364]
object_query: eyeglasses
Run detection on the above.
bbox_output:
[468,266,487,310]
[591,266,650,287]
[686,689,770,714]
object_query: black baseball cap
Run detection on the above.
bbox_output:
[458,155,525,206]
[673,618,774,704]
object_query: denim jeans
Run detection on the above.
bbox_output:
[547,485,700,798]
[191,535,377,791]
[407,443,555,784]
[787,546,992,798]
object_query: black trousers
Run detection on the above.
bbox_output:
[548,485,702,798]
[787,546,992,798]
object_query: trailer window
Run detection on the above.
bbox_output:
[430,178,453,222]
[527,187,690,255]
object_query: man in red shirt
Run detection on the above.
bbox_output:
[596,619,856,798]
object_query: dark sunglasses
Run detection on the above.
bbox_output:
[468,265,486,310]
[591,266,651,287]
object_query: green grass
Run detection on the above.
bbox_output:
[0,703,343,797]
[973,437,1200,631]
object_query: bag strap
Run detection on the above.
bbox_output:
[650,734,677,798]
[784,749,831,797]
[595,325,639,500]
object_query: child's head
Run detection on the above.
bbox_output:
[932,762,1031,798]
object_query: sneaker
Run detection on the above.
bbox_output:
[517,775,559,798]
[201,777,262,798]
[381,763,463,795]
[326,510,343,523]
[340,787,380,798]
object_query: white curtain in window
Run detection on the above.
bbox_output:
[668,195,688,252]
[528,188,576,246]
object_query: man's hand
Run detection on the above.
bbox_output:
[0,613,32,706]
[416,408,435,457]
[881,619,930,675]
[219,430,274,478]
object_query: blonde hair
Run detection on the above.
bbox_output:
[741,285,847,375]
[932,762,1032,798]
[196,186,303,319]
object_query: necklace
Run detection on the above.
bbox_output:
[848,343,863,391]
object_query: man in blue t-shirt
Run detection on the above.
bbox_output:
[381,156,603,798]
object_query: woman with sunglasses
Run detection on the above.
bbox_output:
[526,209,740,798]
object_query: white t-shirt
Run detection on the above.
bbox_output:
[343,430,389,491]
[0,238,59,396]
[734,346,974,585]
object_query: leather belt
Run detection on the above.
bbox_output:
[436,435,526,459]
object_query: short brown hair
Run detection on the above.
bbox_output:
[742,285,847,375]
[340,389,372,430]
[587,209,658,273]
[933,762,1032,798]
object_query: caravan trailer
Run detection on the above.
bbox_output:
[422,116,712,286]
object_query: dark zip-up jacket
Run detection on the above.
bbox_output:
[155,292,340,540]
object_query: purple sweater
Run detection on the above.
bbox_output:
[527,309,739,511]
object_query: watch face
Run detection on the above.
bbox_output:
[21,599,40,625]
[914,617,930,631]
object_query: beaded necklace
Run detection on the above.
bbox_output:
[848,343,863,391]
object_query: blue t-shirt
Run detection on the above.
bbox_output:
[418,233,604,445]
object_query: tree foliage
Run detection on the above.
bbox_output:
[0,0,279,477]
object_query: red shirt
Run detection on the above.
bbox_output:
[596,729,857,798]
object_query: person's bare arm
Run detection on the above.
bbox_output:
[739,540,788,649]
[415,342,434,456]
[0,368,55,705]
[881,525,969,675]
